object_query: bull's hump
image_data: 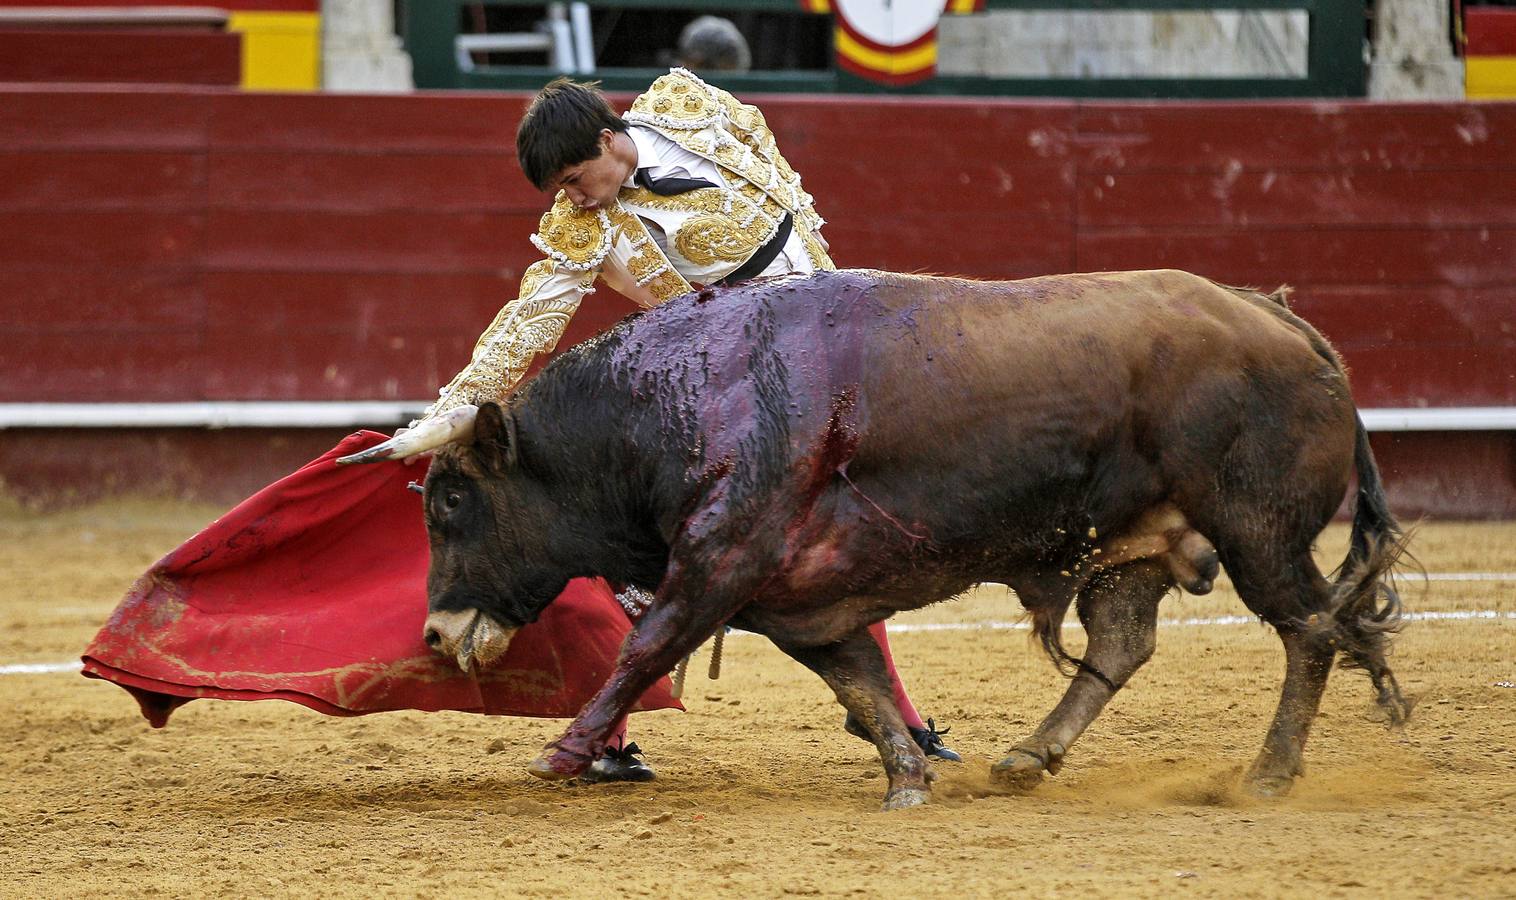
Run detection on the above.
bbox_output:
[612,269,880,358]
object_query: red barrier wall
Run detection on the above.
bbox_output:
[0,30,240,85]
[1,86,1513,514]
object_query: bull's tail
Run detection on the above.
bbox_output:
[1225,280,1415,726]
[1324,414,1415,726]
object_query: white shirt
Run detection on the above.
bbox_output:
[624,125,813,279]
[625,125,724,188]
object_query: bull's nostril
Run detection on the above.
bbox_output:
[424,627,442,649]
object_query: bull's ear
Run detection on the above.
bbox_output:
[472,401,519,474]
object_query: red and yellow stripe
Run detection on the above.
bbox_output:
[820,0,986,87]
[1465,8,1516,99]
[835,21,937,86]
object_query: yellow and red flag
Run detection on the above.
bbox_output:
[818,0,984,87]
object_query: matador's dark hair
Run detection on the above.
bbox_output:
[516,78,629,191]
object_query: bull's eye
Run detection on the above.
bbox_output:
[444,491,462,511]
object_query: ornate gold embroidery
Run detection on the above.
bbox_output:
[532,195,611,270]
[605,204,693,301]
[422,278,590,419]
[625,245,664,284]
[620,186,783,270]
[621,185,730,216]
[643,269,691,302]
[518,259,556,299]
[675,215,763,265]
[628,69,721,128]
[799,228,836,271]
[625,68,818,229]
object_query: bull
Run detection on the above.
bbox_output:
[343,268,1411,809]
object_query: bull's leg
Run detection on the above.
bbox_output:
[1221,547,1339,797]
[527,558,744,781]
[1244,624,1334,796]
[772,628,932,811]
[994,562,1170,787]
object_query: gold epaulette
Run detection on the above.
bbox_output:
[626,67,724,130]
[530,194,613,271]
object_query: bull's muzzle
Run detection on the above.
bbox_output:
[423,608,518,674]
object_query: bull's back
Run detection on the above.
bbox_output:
[828,269,1354,543]
[599,268,1351,546]
[847,269,1316,440]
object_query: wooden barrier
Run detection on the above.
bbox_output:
[0,86,1512,514]
[0,29,240,85]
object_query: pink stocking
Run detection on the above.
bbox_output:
[868,620,925,730]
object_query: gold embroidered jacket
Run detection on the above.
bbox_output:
[419,68,836,423]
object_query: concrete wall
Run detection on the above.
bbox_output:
[939,10,1309,78]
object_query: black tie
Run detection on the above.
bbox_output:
[634,168,718,196]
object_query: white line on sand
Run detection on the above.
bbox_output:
[7,608,1512,677]
[1,661,83,675]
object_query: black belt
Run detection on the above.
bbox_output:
[719,213,793,287]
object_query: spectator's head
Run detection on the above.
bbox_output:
[676,16,751,73]
[516,77,629,193]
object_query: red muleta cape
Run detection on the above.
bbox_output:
[81,430,681,726]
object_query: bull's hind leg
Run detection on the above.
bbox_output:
[1222,548,1338,797]
[1246,624,1334,796]
[773,628,932,811]
[994,562,1170,787]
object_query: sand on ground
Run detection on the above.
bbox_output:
[2,500,1513,897]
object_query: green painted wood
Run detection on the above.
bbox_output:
[401,0,1365,97]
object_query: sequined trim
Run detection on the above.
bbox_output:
[518,259,556,299]
[531,195,612,271]
[625,67,724,130]
[606,205,692,302]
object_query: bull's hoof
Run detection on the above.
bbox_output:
[1243,773,1295,798]
[990,753,1045,789]
[527,750,590,782]
[882,787,930,811]
[991,742,1065,789]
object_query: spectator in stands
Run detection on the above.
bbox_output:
[675,15,752,73]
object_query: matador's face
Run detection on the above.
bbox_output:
[548,129,632,212]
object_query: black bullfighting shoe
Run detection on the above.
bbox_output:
[843,714,963,762]
[909,719,962,762]
[580,741,656,783]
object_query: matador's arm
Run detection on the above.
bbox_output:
[416,258,595,423]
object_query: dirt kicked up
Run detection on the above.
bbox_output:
[3,499,1514,897]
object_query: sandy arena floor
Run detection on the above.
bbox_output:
[2,499,1513,898]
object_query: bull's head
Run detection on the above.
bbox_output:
[420,402,574,673]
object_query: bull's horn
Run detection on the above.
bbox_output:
[336,404,479,465]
